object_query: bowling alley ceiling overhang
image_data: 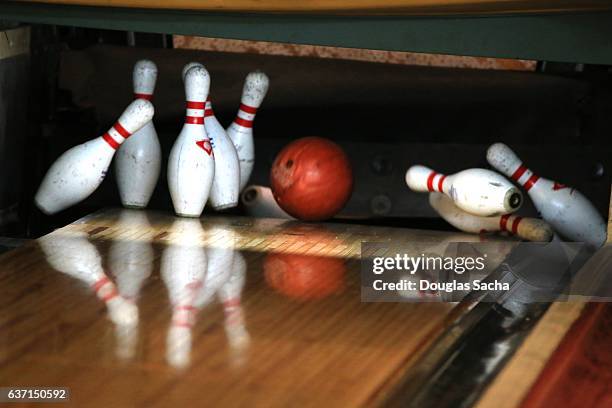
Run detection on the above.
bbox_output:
[7,0,612,14]
[3,1,612,65]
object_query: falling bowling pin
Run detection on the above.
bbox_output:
[429,192,553,242]
[35,99,154,214]
[168,65,215,217]
[487,142,606,248]
[405,164,523,216]
[181,62,241,210]
[115,59,162,209]
[226,71,270,191]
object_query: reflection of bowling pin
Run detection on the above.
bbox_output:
[219,252,250,356]
[39,230,137,326]
[35,99,154,214]
[227,71,270,191]
[168,65,215,218]
[429,193,553,242]
[108,210,155,302]
[405,164,523,216]
[161,218,207,368]
[487,143,606,248]
[241,185,293,219]
[115,60,162,209]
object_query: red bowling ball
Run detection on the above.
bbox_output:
[270,137,353,221]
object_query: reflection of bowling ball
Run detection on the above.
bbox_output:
[270,137,353,221]
[264,253,346,301]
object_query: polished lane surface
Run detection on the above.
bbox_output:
[0,208,516,407]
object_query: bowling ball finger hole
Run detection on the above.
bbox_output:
[285,160,293,168]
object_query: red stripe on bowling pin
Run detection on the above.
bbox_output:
[523,175,540,191]
[499,214,510,232]
[92,276,119,302]
[102,122,132,150]
[205,99,214,117]
[232,103,257,128]
[511,216,522,234]
[426,171,445,193]
[134,93,153,101]
[185,116,204,124]
[511,164,540,192]
[499,214,523,235]
[185,100,205,125]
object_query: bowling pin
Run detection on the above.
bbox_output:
[181,62,241,210]
[226,71,270,191]
[405,164,523,216]
[35,99,154,214]
[487,142,607,248]
[429,192,553,242]
[115,59,162,209]
[241,185,293,219]
[168,65,215,217]
[39,230,137,326]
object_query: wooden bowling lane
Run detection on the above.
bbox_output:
[476,191,612,408]
[0,208,518,407]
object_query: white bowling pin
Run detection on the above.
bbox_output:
[240,185,293,219]
[39,230,138,326]
[226,71,269,191]
[115,60,162,209]
[487,143,606,248]
[429,192,553,242]
[206,98,241,209]
[161,218,208,368]
[180,62,241,210]
[35,99,154,214]
[168,65,215,218]
[405,165,523,216]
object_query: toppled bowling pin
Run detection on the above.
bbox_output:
[168,65,215,217]
[241,185,293,219]
[429,192,553,242]
[35,99,154,214]
[487,142,606,248]
[226,71,269,191]
[405,164,523,216]
[115,59,162,209]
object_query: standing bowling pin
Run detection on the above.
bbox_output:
[35,99,154,214]
[429,192,553,242]
[115,60,162,209]
[181,62,241,210]
[226,71,269,191]
[405,165,523,216]
[487,143,606,248]
[168,65,215,217]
